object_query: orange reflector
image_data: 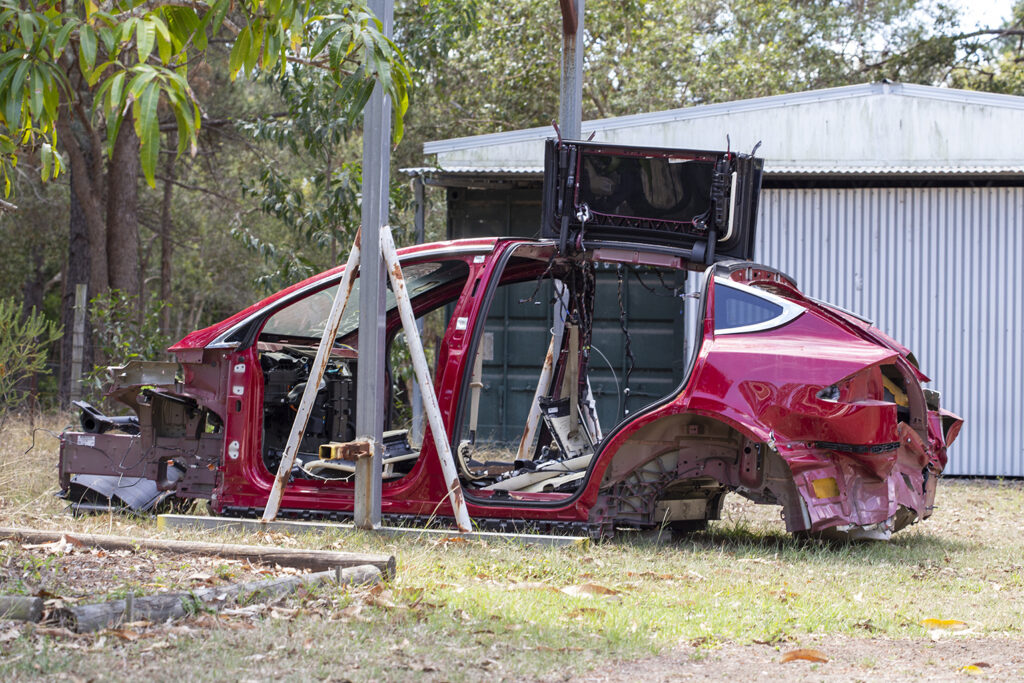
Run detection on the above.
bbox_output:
[812,477,839,499]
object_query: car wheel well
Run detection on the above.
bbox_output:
[591,414,805,535]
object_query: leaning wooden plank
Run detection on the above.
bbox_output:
[0,595,44,622]
[54,564,381,633]
[0,527,395,579]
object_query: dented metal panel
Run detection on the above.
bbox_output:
[757,186,1024,476]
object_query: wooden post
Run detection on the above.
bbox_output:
[54,565,382,633]
[0,595,43,622]
[0,527,395,578]
[69,284,87,403]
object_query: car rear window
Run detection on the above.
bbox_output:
[714,281,800,334]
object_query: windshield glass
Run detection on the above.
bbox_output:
[260,260,469,343]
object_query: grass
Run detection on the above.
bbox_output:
[0,411,1022,680]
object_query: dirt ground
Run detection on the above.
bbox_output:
[572,637,1024,681]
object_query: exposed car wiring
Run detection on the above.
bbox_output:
[589,343,621,418]
[617,264,636,416]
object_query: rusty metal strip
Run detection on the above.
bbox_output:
[159,514,588,548]
[262,231,362,522]
[380,225,473,533]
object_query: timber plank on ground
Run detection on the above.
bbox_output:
[0,527,396,578]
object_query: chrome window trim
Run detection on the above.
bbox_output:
[713,277,804,335]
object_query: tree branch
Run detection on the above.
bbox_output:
[153,173,239,205]
[157,111,291,132]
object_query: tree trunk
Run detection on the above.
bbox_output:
[106,123,140,297]
[56,114,108,303]
[159,143,175,332]
[60,155,94,407]
[18,245,46,411]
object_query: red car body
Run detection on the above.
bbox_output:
[58,236,961,540]
[58,141,962,540]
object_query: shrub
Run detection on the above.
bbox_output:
[0,298,61,419]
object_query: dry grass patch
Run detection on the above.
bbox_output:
[0,413,1022,681]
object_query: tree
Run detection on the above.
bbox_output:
[0,1,410,402]
[950,2,1024,94]
[399,0,977,147]
[0,1,408,297]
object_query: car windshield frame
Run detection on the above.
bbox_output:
[258,259,472,345]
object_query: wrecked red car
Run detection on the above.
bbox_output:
[59,140,962,541]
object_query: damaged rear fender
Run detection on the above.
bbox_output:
[589,413,806,533]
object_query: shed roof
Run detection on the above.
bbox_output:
[422,82,1024,176]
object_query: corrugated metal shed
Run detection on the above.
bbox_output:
[424,82,1024,176]
[421,82,1024,477]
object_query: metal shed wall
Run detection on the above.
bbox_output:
[757,187,1024,476]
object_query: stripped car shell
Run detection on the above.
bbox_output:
[58,141,961,541]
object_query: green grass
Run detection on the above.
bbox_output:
[0,412,1022,680]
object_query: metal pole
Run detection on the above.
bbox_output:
[262,239,362,522]
[380,226,472,532]
[354,0,393,530]
[559,0,584,140]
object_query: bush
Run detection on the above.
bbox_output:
[0,298,61,419]
[83,290,170,397]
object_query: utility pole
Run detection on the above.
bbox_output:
[354,0,393,530]
[559,0,584,140]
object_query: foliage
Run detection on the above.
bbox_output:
[0,298,61,416]
[234,61,416,292]
[0,0,411,193]
[83,289,169,395]
[402,0,980,144]
[227,1,482,292]
[950,1,1024,94]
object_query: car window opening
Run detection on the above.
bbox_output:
[255,259,469,484]
[454,248,701,499]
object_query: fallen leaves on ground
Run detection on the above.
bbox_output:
[920,618,968,629]
[780,648,829,663]
[560,583,620,598]
[21,535,84,555]
[507,582,558,593]
[30,625,80,639]
[533,645,583,653]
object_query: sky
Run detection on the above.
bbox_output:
[954,0,1017,29]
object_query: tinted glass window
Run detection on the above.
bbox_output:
[578,152,714,224]
[715,284,784,331]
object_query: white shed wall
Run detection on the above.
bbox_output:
[757,187,1024,476]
